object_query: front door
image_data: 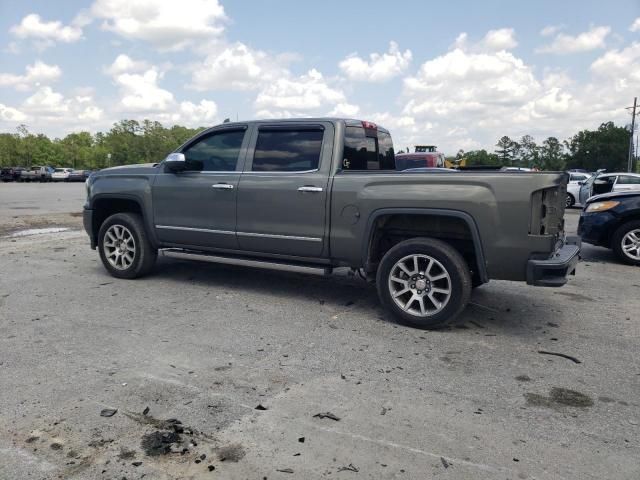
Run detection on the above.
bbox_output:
[152,127,248,249]
[235,123,333,258]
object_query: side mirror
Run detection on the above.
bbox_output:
[578,181,585,185]
[165,152,186,172]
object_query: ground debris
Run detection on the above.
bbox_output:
[216,443,245,462]
[100,408,118,417]
[141,431,181,456]
[255,404,268,411]
[338,463,359,472]
[525,387,593,408]
[515,375,531,382]
[538,350,581,364]
[277,468,294,473]
[313,412,340,421]
[142,406,150,416]
[440,456,450,468]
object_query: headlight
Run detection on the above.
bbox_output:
[585,200,619,212]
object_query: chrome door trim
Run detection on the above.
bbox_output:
[156,225,235,235]
[297,186,323,193]
[236,231,322,242]
[212,183,234,189]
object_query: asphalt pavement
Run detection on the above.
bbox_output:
[0,184,638,479]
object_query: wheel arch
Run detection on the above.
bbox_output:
[362,208,488,284]
[90,194,158,249]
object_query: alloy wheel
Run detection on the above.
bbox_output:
[103,224,136,270]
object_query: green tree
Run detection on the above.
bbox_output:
[565,122,630,172]
[539,137,566,171]
[518,135,539,168]
[495,136,517,165]
[464,149,501,166]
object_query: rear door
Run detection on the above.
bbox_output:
[152,126,249,249]
[235,122,334,258]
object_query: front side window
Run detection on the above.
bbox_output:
[252,129,323,172]
[183,129,245,171]
[343,126,395,170]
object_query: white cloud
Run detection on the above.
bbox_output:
[536,26,611,54]
[22,86,104,123]
[157,100,218,127]
[339,42,412,82]
[0,103,27,122]
[254,69,345,112]
[10,14,83,49]
[0,61,62,91]
[104,54,149,76]
[114,69,174,113]
[91,0,227,51]
[540,25,563,37]
[189,42,288,91]
[481,28,518,50]
[630,18,640,32]
[328,103,360,117]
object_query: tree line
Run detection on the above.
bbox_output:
[450,122,635,172]
[0,119,635,172]
[0,120,205,170]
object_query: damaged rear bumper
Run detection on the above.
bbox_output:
[526,236,580,287]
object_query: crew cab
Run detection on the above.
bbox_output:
[83,118,579,329]
[19,166,54,182]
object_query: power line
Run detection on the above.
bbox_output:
[625,97,638,172]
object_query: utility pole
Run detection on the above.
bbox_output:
[627,97,637,172]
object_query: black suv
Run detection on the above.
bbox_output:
[0,167,25,182]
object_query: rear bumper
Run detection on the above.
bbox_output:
[526,236,580,287]
[578,211,617,247]
[83,207,96,249]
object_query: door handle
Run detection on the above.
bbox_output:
[298,186,323,193]
[212,183,234,190]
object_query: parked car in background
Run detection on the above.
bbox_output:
[52,168,74,181]
[0,167,25,182]
[578,172,640,205]
[579,192,640,265]
[18,166,54,182]
[395,145,446,170]
[501,167,533,172]
[67,169,93,182]
[566,171,591,208]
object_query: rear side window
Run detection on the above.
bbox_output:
[252,129,323,172]
[617,175,640,184]
[343,126,395,170]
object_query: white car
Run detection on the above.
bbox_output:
[566,172,591,208]
[51,168,73,181]
[578,172,640,206]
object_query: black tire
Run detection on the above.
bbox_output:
[611,220,640,266]
[376,237,472,329]
[566,193,575,208]
[98,213,157,279]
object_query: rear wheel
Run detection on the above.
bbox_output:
[376,238,471,329]
[612,220,640,266]
[98,213,157,278]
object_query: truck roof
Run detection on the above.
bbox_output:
[215,118,390,134]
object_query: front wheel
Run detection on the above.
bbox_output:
[98,213,157,279]
[565,193,575,208]
[612,220,640,266]
[376,238,471,329]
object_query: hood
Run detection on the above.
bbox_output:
[587,191,640,203]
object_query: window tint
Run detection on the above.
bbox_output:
[343,126,395,170]
[183,129,245,171]
[252,129,323,172]
[617,175,640,184]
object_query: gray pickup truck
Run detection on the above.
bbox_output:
[83,118,579,328]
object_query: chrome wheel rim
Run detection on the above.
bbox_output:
[103,224,136,270]
[388,254,452,317]
[565,195,573,208]
[621,229,640,261]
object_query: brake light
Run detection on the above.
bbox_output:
[361,121,377,130]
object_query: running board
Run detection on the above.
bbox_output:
[160,249,333,276]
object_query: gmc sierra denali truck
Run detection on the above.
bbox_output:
[83,118,579,329]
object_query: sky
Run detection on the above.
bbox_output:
[0,0,639,154]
